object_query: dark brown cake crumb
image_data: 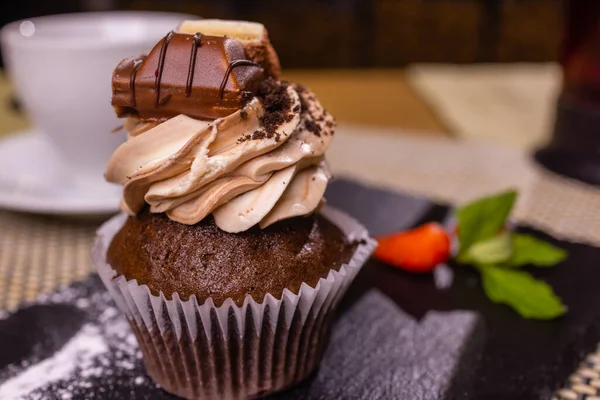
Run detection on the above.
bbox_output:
[256,78,295,138]
[107,209,356,306]
[304,119,322,137]
[293,84,310,114]
[252,130,266,140]
[238,81,333,142]
[240,109,248,119]
[237,134,252,143]
[224,78,296,142]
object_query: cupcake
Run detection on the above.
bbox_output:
[92,19,376,399]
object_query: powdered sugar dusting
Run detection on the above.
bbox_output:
[0,324,107,399]
[0,277,153,399]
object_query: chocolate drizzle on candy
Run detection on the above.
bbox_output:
[219,59,260,100]
[185,33,203,97]
[128,57,145,107]
[112,32,264,121]
[154,31,174,107]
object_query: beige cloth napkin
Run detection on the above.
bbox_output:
[406,63,562,150]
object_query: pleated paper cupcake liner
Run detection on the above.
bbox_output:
[92,206,376,400]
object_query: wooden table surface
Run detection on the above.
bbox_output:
[0,69,450,138]
[284,70,449,135]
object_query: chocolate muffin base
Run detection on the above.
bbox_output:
[107,209,356,306]
[93,207,376,400]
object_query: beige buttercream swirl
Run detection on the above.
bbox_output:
[105,84,335,233]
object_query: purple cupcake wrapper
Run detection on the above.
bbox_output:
[92,206,376,399]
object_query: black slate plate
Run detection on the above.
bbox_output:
[1,178,600,400]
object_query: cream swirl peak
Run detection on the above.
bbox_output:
[106,20,336,233]
[106,80,335,233]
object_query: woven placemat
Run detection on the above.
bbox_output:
[0,211,96,311]
[406,63,561,151]
[330,126,600,248]
[553,346,600,400]
[1,128,599,399]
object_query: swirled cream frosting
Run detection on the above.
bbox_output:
[106,20,336,233]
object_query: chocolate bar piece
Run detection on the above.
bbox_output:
[177,19,281,78]
[112,32,264,121]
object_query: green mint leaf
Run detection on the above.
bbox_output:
[506,233,567,268]
[456,190,517,256]
[462,231,512,265]
[479,265,566,319]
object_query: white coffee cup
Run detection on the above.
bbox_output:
[0,11,194,192]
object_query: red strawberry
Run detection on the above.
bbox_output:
[374,222,451,273]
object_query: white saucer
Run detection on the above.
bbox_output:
[0,130,121,215]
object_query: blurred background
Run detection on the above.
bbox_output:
[0,0,571,148]
[1,0,562,67]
